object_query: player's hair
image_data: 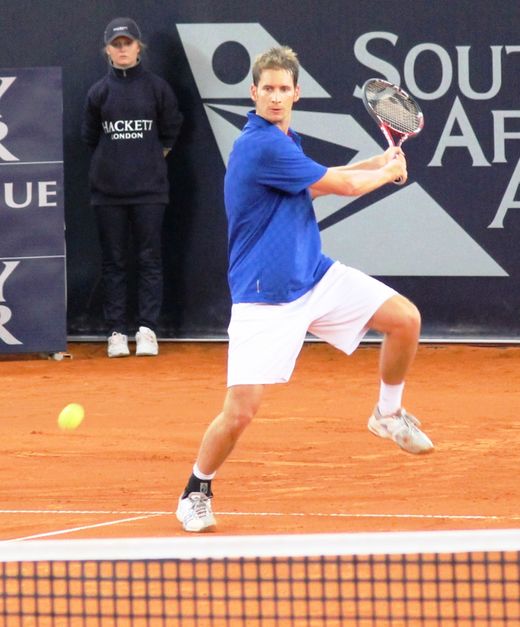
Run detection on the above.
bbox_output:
[252,46,299,86]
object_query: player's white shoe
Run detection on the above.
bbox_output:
[107,332,130,358]
[368,406,434,454]
[176,492,216,532]
[135,326,159,356]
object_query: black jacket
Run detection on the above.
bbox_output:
[82,63,183,205]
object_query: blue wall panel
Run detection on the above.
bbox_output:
[1,1,519,341]
[0,67,66,353]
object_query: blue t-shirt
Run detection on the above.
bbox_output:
[224,111,333,304]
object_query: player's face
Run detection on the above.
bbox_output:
[250,68,300,133]
[106,37,141,69]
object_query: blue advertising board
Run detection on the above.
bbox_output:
[1,1,520,342]
[172,14,520,340]
[0,67,66,353]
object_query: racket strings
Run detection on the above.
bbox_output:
[366,83,421,134]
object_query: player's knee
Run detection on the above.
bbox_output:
[399,299,421,338]
[224,386,262,433]
[227,405,256,435]
[224,398,259,434]
[381,295,421,339]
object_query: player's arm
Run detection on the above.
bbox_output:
[332,147,403,172]
[310,149,406,198]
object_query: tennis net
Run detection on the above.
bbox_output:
[1,529,520,626]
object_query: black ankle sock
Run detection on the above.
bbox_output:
[182,473,213,498]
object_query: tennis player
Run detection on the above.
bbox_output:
[176,46,433,533]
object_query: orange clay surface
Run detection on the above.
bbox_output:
[0,341,519,541]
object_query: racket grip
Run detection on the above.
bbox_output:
[391,151,406,185]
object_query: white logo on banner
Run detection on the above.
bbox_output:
[0,77,19,161]
[0,261,22,345]
[177,23,506,277]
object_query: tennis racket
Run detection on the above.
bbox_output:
[362,78,424,185]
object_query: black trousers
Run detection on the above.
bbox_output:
[95,204,165,335]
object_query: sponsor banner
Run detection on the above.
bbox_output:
[3,2,518,341]
[0,67,66,353]
[174,16,520,339]
[0,259,66,351]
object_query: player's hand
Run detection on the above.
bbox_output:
[385,152,407,184]
[384,146,405,163]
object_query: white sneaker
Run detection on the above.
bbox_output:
[135,326,158,356]
[368,406,434,454]
[176,492,216,532]
[107,332,130,358]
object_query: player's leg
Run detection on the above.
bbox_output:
[197,384,264,475]
[176,384,263,533]
[366,295,433,453]
[307,262,432,454]
[177,300,308,532]
[367,294,420,387]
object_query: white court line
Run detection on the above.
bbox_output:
[0,509,170,515]
[7,514,165,542]
[219,511,520,520]
[1,508,519,521]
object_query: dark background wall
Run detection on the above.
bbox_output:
[2,0,520,341]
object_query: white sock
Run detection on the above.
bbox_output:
[193,462,216,481]
[378,381,405,416]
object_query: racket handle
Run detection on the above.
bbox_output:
[389,143,407,185]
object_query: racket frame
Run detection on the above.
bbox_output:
[361,78,423,184]
[361,78,424,148]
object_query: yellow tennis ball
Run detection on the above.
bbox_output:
[58,403,85,431]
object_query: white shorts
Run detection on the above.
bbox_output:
[227,261,397,386]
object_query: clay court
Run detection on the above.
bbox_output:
[1,341,519,541]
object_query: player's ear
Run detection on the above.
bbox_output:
[250,83,257,102]
[293,84,301,103]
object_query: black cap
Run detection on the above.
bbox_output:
[104,17,141,45]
